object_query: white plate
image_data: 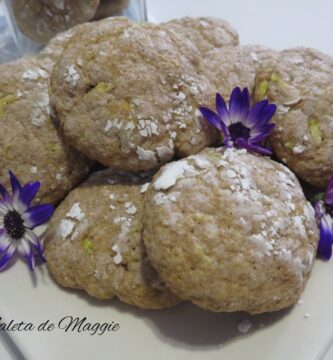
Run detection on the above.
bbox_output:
[1,259,333,360]
[2,0,333,359]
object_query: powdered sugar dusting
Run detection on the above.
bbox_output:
[64,65,80,86]
[104,120,113,132]
[147,147,317,313]
[22,69,49,81]
[190,149,314,270]
[31,92,50,127]
[292,144,306,154]
[58,200,87,240]
[156,145,174,160]
[124,202,137,215]
[71,219,89,241]
[136,147,156,162]
[191,155,212,169]
[59,219,75,238]
[140,183,150,193]
[113,216,132,243]
[66,202,85,221]
[138,119,159,137]
[249,234,273,256]
[112,244,122,265]
[154,192,180,205]
[154,160,194,190]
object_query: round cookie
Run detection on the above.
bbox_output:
[162,17,239,55]
[50,17,218,172]
[93,0,130,19]
[204,45,279,100]
[45,170,180,309]
[0,56,92,204]
[11,0,100,44]
[253,47,333,188]
[143,147,318,314]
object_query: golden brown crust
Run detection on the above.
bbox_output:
[254,47,333,187]
[50,17,218,172]
[45,169,180,309]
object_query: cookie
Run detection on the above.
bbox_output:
[254,47,333,188]
[45,170,180,309]
[0,56,92,204]
[93,0,130,20]
[11,0,100,44]
[50,17,218,172]
[204,45,279,100]
[162,17,239,55]
[143,147,318,314]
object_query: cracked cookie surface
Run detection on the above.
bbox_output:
[50,17,218,172]
[254,47,333,187]
[0,56,91,204]
[144,148,318,314]
[45,169,180,309]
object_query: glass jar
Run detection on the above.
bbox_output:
[2,0,147,56]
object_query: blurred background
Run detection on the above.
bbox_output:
[1,0,333,64]
[147,0,333,54]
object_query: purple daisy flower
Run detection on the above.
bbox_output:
[199,87,277,155]
[315,176,333,260]
[0,171,54,271]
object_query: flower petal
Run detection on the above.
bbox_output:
[23,204,54,228]
[235,138,273,155]
[246,99,269,126]
[215,93,230,124]
[229,87,244,123]
[315,200,325,220]
[257,104,277,124]
[223,136,233,148]
[250,123,276,142]
[25,229,45,260]
[17,238,35,271]
[18,182,41,209]
[0,242,16,271]
[9,171,22,195]
[317,213,333,260]
[239,87,250,120]
[200,87,277,154]
[0,229,11,254]
[0,200,12,215]
[246,144,273,156]
[199,107,224,132]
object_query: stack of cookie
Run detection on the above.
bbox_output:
[1,15,330,313]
